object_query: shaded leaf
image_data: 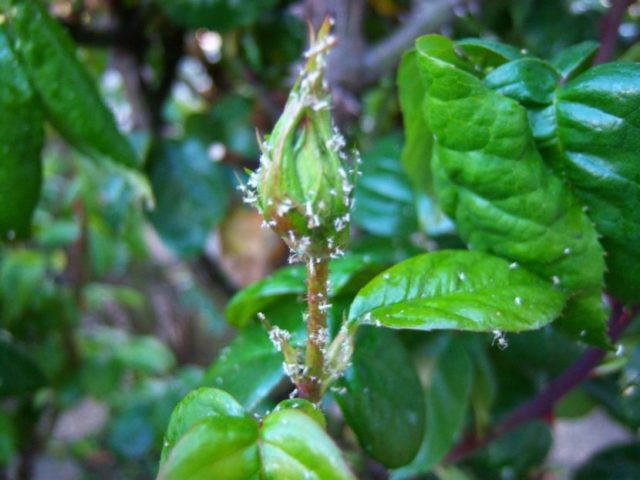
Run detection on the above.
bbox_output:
[226,254,388,328]
[0,335,47,396]
[349,250,565,333]
[574,442,640,480]
[353,135,419,237]
[0,27,43,239]
[147,139,230,256]
[204,318,292,410]
[397,52,452,236]
[457,38,523,70]
[550,41,599,80]
[186,95,259,159]
[393,337,473,478]
[468,420,552,478]
[155,0,278,32]
[337,327,425,468]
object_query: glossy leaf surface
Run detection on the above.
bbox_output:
[160,387,245,464]
[414,35,606,345]
[483,58,559,105]
[7,0,137,167]
[553,63,640,302]
[226,254,387,328]
[349,250,565,333]
[337,327,425,468]
[260,409,355,480]
[159,391,355,479]
[159,416,260,480]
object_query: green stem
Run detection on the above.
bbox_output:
[300,257,330,402]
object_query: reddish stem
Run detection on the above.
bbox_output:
[594,0,633,64]
[446,302,639,464]
[299,258,330,402]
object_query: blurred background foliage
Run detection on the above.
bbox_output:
[0,0,639,479]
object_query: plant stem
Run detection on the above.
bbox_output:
[446,302,639,463]
[300,258,330,402]
[594,0,634,64]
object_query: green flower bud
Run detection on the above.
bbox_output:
[247,19,357,260]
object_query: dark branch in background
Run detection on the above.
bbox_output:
[63,0,184,133]
[302,0,459,92]
[595,0,634,64]
[148,25,185,132]
[197,254,238,297]
[446,301,640,464]
[357,0,457,87]
[61,21,126,47]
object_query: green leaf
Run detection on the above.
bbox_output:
[0,411,16,464]
[349,250,565,333]
[397,52,452,236]
[147,139,230,257]
[159,416,261,480]
[483,58,559,105]
[205,321,289,410]
[393,337,473,478]
[226,267,306,329]
[0,250,49,325]
[114,336,176,375]
[273,399,326,428]
[336,327,425,468]
[260,409,355,480]
[468,420,552,478]
[465,336,497,432]
[0,27,43,239]
[574,442,640,480]
[398,51,432,197]
[160,387,245,465]
[154,0,278,32]
[0,335,47,396]
[509,0,600,58]
[456,38,523,70]
[226,254,388,328]
[186,95,259,159]
[552,63,640,302]
[353,135,419,237]
[550,41,599,80]
[159,391,355,479]
[415,35,606,345]
[6,0,137,167]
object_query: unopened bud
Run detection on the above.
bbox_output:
[254,18,356,259]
